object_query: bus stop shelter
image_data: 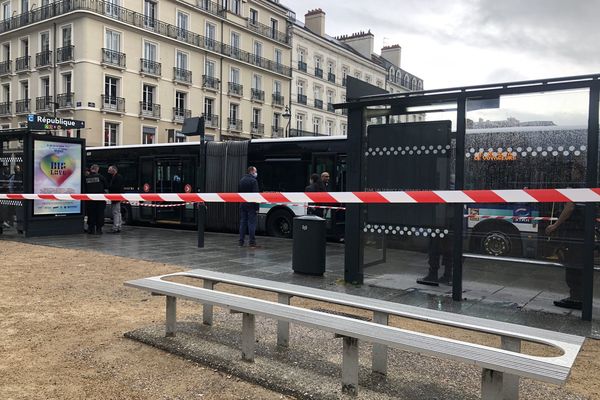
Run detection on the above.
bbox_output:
[337,74,600,321]
[0,125,85,237]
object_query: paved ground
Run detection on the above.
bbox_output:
[2,224,599,338]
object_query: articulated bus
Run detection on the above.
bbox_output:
[86,136,347,239]
[86,125,589,258]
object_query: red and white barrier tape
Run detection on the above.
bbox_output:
[124,201,195,208]
[3,188,600,203]
[466,215,558,221]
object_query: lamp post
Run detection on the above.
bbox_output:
[282,105,291,137]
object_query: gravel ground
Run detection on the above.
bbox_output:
[1,240,598,400]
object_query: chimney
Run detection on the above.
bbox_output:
[337,30,374,59]
[381,44,401,67]
[305,9,325,37]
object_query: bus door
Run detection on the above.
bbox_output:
[140,157,196,225]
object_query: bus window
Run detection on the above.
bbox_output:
[254,160,309,192]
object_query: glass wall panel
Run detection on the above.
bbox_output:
[463,89,590,314]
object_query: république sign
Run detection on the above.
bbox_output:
[27,114,85,130]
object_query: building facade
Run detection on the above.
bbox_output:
[0,0,293,145]
[289,9,423,137]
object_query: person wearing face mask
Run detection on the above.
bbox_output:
[238,166,260,247]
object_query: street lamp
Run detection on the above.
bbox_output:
[282,105,291,137]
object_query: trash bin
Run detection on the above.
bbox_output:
[292,215,326,275]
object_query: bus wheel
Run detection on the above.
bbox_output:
[480,227,522,257]
[267,210,293,238]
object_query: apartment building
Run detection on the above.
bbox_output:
[0,0,292,145]
[290,9,423,137]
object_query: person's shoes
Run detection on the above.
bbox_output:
[417,273,439,286]
[249,243,261,248]
[438,274,453,285]
[553,298,583,310]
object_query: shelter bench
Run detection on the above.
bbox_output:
[125,271,584,399]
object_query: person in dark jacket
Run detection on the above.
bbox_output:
[305,173,325,217]
[108,165,124,233]
[85,164,107,235]
[238,166,259,247]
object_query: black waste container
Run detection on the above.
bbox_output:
[292,215,326,275]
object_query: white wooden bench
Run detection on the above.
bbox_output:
[125,272,585,399]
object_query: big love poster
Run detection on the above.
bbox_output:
[33,140,82,215]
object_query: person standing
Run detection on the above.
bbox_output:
[85,164,107,235]
[305,173,325,217]
[238,166,259,247]
[545,163,586,310]
[320,171,331,191]
[107,165,124,233]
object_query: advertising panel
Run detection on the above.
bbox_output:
[33,140,81,215]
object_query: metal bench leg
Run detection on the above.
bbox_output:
[501,336,521,400]
[372,311,389,375]
[202,279,214,325]
[342,336,359,396]
[241,312,256,362]
[277,293,290,347]
[166,296,177,337]
[481,368,503,400]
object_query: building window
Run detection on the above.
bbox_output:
[314,56,321,70]
[296,113,303,131]
[327,120,334,136]
[142,84,155,105]
[105,29,120,52]
[142,126,156,144]
[229,103,238,120]
[168,129,186,143]
[230,0,240,15]
[274,80,281,95]
[104,122,119,146]
[341,123,347,135]
[204,97,214,116]
[143,0,157,28]
[274,48,282,65]
[253,41,262,59]
[144,41,157,62]
[2,83,10,102]
[252,74,261,90]
[61,25,72,47]
[176,50,188,70]
[327,90,333,105]
[270,18,278,38]
[273,113,280,129]
[2,1,11,20]
[297,80,304,95]
[104,76,119,98]
[205,59,215,77]
[175,91,186,110]
[176,11,189,31]
[249,8,258,24]
[230,67,240,84]
[105,0,119,17]
[313,117,321,134]
[230,32,240,49]
[2,42,9,62]
[298,48,305,63]
[365,75,371,84]
[252,108,261,125]
[205,22,216,49]
[39,76,50,97]
[20,80,28,100]
[20,37,28,57]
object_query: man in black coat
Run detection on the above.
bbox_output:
[85,164,107,234]
[108,165,124,233]
[238,166,259,247]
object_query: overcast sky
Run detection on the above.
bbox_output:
[283,0,600,90]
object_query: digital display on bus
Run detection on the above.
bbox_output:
[33,140,82,215]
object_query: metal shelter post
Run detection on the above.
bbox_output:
[452,96,467,301]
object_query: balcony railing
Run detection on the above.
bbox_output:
[56,92,74,109]
[56,45,74,63]
[15,99,30,114]
[0,101,11,116]
[251,88,264,102]
[228,82,243,97]
[272,126,283,137]
[203,113,219,128]
[202,75,219,90]
[314,99,323,109]
[139,101,161,119]
[228,118,242,131]
[195,0,225,17]
[0,0,292,76]
[101,95,125,113]
[0,60,11,75]
[327,103,335,113]
[315,68,323,78]
[298,61,307,72]
[172,107,191,122]
[272,93,284,106]
[246,18,290,45]
[35,50,52,68]
[36,95,54,111]
[173,67,192,84]
[15,56,30,72]
[250,122,264,135]
[297,94,307,105]
[102,48,126,68]
[328,72,336,83]
[140,58,161,76]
